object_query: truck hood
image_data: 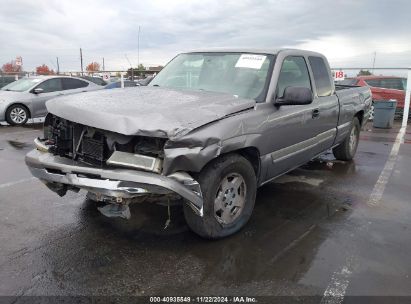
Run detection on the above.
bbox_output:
[46,87,256,139]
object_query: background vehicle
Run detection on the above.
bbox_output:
[104,80,139,89]
[26,49,371,238]
[137,75,154,86]
[0,76,102,125]
[337,76,408,119]
[0,75,17,89]
[80,76,108,86]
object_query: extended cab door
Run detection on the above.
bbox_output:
[306,56,339,153]
[265,56,321,179]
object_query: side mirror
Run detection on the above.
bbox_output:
[274,86,313,106]
[33,88,44,94]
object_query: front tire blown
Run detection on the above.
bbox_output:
[183,154,257,239]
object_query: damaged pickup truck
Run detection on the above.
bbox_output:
[26,49,371,238]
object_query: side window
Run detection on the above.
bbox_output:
[336,78,358,86]
[36,78,63,93]
[402,78,407,91]
[276,56,311,98]
[308,56,333,97]
[365,79,382,88]
[381,78,404,90]
[62,78,89,90]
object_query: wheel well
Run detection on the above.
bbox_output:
[355,110,364,126]
[236,147,260,179]
[7,103,31,118]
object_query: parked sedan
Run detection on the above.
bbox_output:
[80,76,108,86]
[137,75,154,86]
[0,76,102,125]
[0,76,17,89]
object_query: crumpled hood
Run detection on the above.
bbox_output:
[46,87,256,139]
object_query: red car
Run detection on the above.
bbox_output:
[338,76,408,119]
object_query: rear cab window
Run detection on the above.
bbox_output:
[308,56,333,97]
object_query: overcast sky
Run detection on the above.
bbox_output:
[1,0,411,73]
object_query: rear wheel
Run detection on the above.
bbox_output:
[333,117,360,161]
[183,154,257,239]
[6,104,29,126]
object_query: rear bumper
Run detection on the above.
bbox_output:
[25,149,203,216]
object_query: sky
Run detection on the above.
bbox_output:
[1,0,411,74]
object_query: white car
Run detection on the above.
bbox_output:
[0,76,102,125]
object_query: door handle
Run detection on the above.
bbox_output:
[312,108,320,118]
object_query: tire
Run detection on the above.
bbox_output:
[6,104,29,126]
[333,117,360,161]
[183,154,257,239]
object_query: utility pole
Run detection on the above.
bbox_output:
[102,57,105,71]
[56,57,60,75]
[125,54,134,81]
[137,25,140,77]
[371,51,376,74]
[80,48,84,75]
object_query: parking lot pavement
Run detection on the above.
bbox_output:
[0,121,410,299]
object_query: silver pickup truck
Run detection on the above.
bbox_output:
[26,49,371,238]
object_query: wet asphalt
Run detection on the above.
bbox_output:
[0,120,410,300]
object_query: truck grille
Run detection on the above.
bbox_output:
[81,136,106,165]
[48,116,108,167]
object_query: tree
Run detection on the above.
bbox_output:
[1,61,21,73]
[126,64,147,78]
[358,69,372,76]
[137,63,145,76]
[86,62,101,73]
[36,64,54,75]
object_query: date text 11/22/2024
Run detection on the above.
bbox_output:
[149,296,257,303]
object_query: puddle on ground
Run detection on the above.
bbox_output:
[7,140,31,150]
[302,158,356,175]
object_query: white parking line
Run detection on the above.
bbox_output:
[320,126,407,303]
[367,127,406,207]
[0,177,35,189]
[320,257,354,304]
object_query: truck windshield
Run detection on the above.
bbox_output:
[1,78,43,92]
[150,52,275,102]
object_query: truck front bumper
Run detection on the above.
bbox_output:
[25,149,204,216]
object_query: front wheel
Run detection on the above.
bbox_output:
[333,117,360,161]
[6,104,29,126]
[183,154,257,239]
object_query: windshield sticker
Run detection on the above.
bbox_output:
[235,54,266,69]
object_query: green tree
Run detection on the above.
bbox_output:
[137,64,145,76]
[357,70,372,76]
